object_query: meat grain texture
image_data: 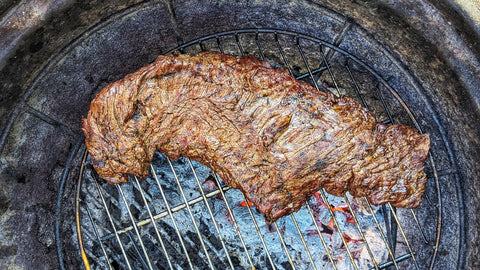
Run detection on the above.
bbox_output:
[83,51,430,222]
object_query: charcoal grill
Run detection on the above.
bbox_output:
[75,29,442,270]
[2,0,479,269]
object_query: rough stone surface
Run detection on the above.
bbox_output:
[0,111,75,269]
[0,0,145,137]
[171,0,347,45]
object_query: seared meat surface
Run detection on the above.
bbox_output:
[83,51,430,222]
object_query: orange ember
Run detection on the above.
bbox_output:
[238,200,254,207]
[343,233,363,244]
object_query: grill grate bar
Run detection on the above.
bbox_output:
[117,185,154,269]
[240,195,277,270]
[92,174,133,270]
[98,185,230,241]
[372,62,443,268]
[150,165,195,270]
[408,158,441,247]
[374,80,395,125]
[422,186,436,207]
[296,36,322,91]
[343,196,380,270]
[133,176,175,270]
[215,35,224,54]
[126,231,150,269]
[165,157,216,269]
[319,189,359,270]
[274,31,295,77]
[76,151,96,270]
[211,172,257,269]
[409,208,430,244]
[255,30,266,60]
[341,62,387,270]
[343,40,440,269]
[290,213,319,270]
[199,41,206,53]
[382,205,398,264]
[295,66,328,81]
[186,159,237,270]
[318,46,341,97]
[234,31,245,55]
[387,203,421,270]
[427,153,443,269]
[84,203,114,270]
[273,221,297,269]
[304,203,338,270]
[365,200,399,269]
[375,253,412,269]
[345,62,369,109]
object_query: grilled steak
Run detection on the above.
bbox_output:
[82,51,430,222]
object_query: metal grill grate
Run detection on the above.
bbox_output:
[75,29,441,270]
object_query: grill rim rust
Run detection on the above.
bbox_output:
[74,29,442,270]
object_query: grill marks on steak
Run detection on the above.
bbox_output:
[82,51,430,222]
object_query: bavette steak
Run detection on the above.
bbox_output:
[82,51,430,222]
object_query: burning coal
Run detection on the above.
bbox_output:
[77,153,392,269]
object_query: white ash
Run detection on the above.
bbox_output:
[78,155,392,269]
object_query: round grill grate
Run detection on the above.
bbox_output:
[75,29,442,270]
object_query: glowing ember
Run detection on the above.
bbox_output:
[238,200,254,207]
